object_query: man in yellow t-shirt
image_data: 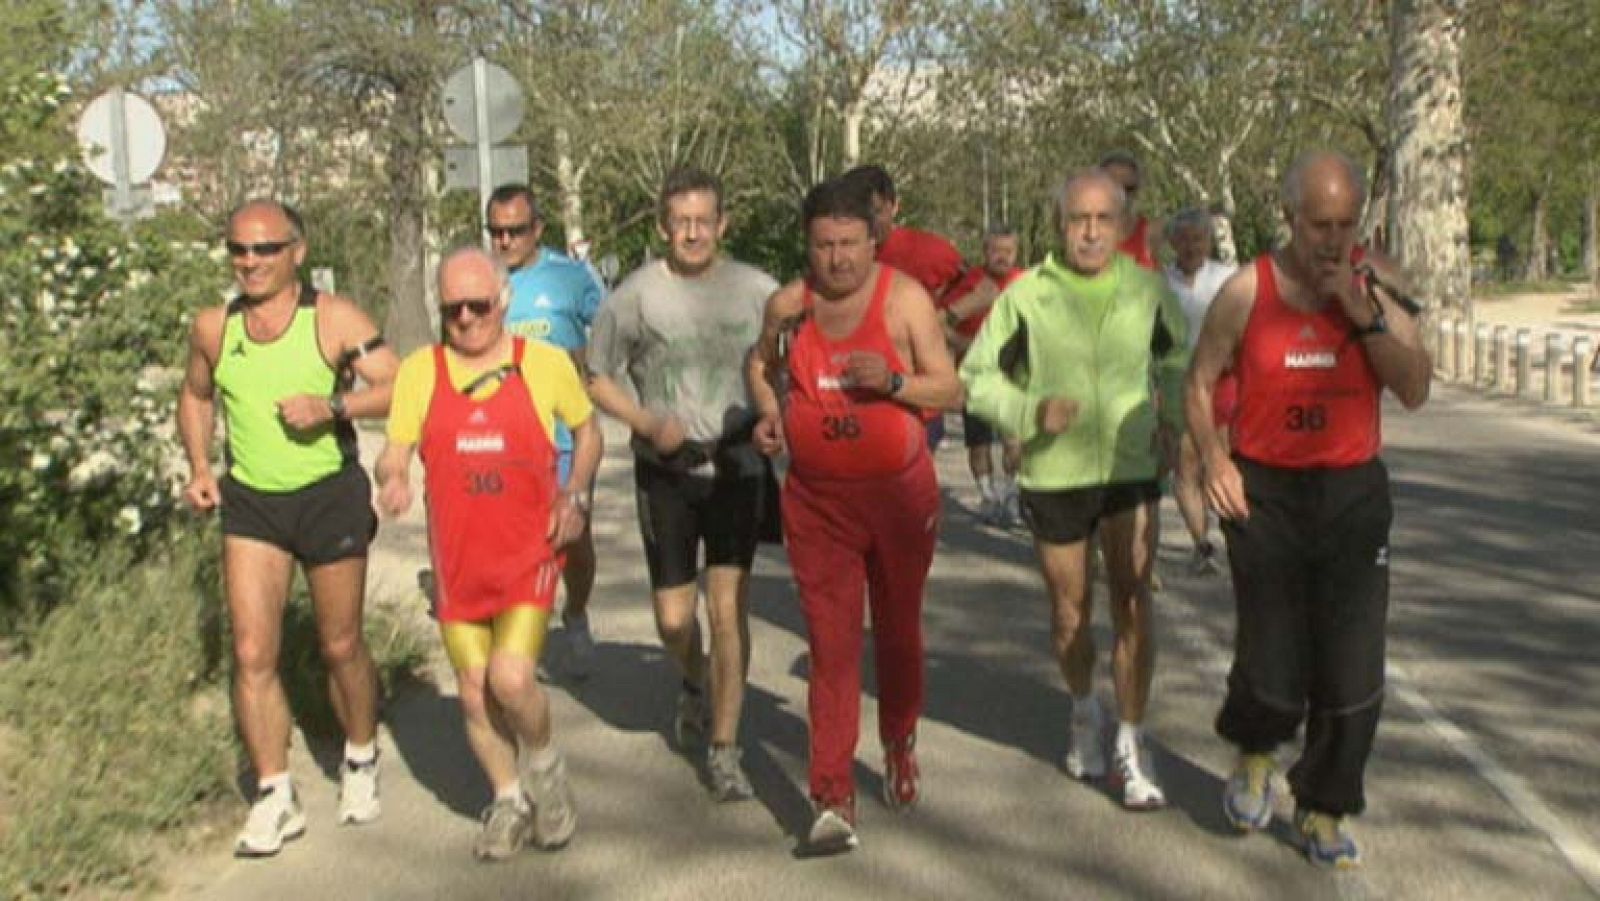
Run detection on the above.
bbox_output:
[376,247,601,861]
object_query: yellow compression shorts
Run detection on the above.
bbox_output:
[439,604,551,672]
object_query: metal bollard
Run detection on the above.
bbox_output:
[1454,320,1471,384]
[1492,325,1510,390]
[1574,336,1594,408]
[1515,329,1532,397]
[1436,318,1455,378]
[1474,324,1490,386]
[1545,333,1563,403]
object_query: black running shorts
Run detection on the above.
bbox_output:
[634,457,763,590]
[220,465,377,566]
[1019,479,1161,545]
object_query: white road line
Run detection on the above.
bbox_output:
[1388,663,1600,898]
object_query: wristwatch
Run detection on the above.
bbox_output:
[888,372,906,396]
[328,393,348,420]
[564,490,592,514]
[1357,309,1388,337]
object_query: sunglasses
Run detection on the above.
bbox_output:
[226,239,296,258]
[487,222,535,239]
[439,298,496,321]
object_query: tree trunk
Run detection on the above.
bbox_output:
[1388,0,1470,316]
[554,126,586,248]
[1363,145,1392,250]
[1214,175,1240,264]
[383,82,433,356]
[841,101,864,170]
[1582,176,1597,288]
[1524,179,1550,281]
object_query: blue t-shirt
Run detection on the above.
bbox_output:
[505,248,605,453]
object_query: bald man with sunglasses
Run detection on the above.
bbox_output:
[178,199,399,858]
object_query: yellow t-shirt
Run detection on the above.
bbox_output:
[387,340,593,447]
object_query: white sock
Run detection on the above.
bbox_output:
[527,742,560,774]
[1070,692,1096,721]
[495,783,529,812]
[977,474,996,502]
[1000,475,1018,502]
[1115,721,1143,757]
[345,740,378,766]
[258,772,292,802]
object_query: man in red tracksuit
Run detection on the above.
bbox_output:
[749,178,960,855]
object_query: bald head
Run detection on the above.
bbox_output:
[1281,151,1366,217]
[229,199,303,240]
[438,247,509,302]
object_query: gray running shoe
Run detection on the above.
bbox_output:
[1297,809,1361,868]
[672,687,710,749]
[234,785,306,858]
[1062,696,1106,780]
[337,755,381,825]
[1189,543,1223,577]
[564,614,596,679]
[522,750,577,850]
[1223,753,1276,831]
[473,797,530,862]
[707,744,754,802]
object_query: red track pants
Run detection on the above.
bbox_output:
[783,452,940,804]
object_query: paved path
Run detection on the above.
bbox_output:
[167,383,1600,901]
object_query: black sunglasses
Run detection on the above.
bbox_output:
[487,222,535,239]
[439,298,496,321]
[226,239,296,258]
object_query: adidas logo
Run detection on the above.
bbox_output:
[469,409,488,425]
[231,341,246,357]
[533,294,554,309]
[1299,324,1318,341]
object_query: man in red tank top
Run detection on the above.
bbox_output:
[749,178,960,855]
[1101,152,1163,272]
[1185,151,1430,868]
[941,224,1026,526]
[375,248,602,860]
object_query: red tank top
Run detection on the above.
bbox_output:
[1232,252,1381,468]
[783,266,924,480]
[421,338,564,622]
[1118,217,1157,271]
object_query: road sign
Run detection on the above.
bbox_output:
[442,60,523,144]
[77,89,166,185]
[444,145,528,191]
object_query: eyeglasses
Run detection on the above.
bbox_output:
[487,222,535,240]
[439,298,496,322]
[226,239,296,258]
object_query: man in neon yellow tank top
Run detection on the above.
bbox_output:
[177,200,400,858]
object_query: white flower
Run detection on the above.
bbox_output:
[117,505,142,535]
[30,452,51,471]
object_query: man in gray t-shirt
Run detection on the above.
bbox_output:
[587,167,778,804]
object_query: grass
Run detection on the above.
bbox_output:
[0,528,428,897]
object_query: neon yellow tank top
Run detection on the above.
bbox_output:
[213,290,354,491]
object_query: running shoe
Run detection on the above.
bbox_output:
[522,750,577,850]
[1296,809,1362,868]
[337,754,381,825]
[806,798,859,856]
[1111,739,1167,810]
[672,686,710,749]
[564,613,596,679]
[977,497,1001,526]
[1189,542,1223,577]
[882,735,919,811]
[1222,753,1276,832]
[234,784,306,858]
[1062,696,1106,780]
[473,797,530,862]
[707,744,754,802]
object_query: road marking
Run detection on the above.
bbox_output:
[1388,664,1600,898]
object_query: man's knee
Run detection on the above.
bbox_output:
[319,628,369,669]
[654,590,698,644]
[232,626,281,680]
[457,672,491,722]
[486,656,536,707]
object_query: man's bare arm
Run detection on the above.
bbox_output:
[1185,267,1254,521]
[177,307,224,510]
[1353,252,1431,410]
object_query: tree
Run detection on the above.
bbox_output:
[1389,0,1470,314]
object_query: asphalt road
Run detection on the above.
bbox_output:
[168,383,1600,900]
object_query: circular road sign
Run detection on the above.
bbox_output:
[76,90,166,185]
[442,60,524,144]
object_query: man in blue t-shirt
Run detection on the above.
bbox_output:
[487,183,606,677]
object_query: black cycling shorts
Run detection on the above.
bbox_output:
[634,457,762,590]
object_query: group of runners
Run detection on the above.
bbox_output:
[176,147,1430,869]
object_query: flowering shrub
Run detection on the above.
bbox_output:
[0,71,225,621]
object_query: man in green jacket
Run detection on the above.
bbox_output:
[960,168,1188,811]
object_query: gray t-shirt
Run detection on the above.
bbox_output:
[589,257,778,460]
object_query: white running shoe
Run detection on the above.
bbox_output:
[1062,697,1106,780]
[337,755,381,825]
[1112,740,1167,811]
[234,785,306,858]
[522,750,577,850]
[564,614,596,679]
[707,744,755,802]
[473,797,530,862]
[806,802,859,855]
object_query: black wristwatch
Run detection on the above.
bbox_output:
[888,372,906,396]
[1356,310,1388,337]
[328,393,349,420]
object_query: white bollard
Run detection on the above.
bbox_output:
[1515,329,1532,397]
[1492,325,1510,390]
[1437,318,1455,378]
[1454,319,1471,384]
[1574,336,1594,408]
[1545,333,1563,403]
[1474,324,1490,386]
